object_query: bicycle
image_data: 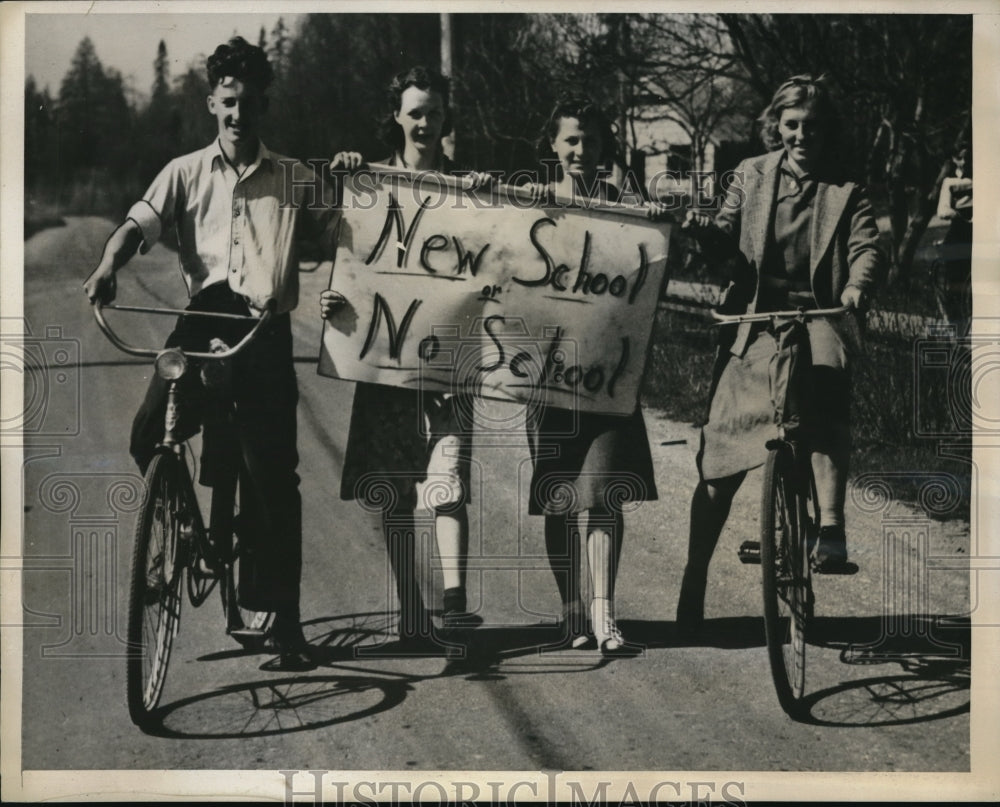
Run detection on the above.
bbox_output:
[713,303,854,718]
[94,299,276,727]
[929,240,973,339]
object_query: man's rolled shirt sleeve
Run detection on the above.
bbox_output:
[127,159,180,254]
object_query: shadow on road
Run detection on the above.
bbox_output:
[800,664,969,727]
[629,616,768,649]
[145,674,411,739]
[800,614,969,727]
[142,610,621,738]
[302,611,619,677]
[155,611,968,737]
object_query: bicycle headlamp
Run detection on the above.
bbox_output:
[155,348,188,381]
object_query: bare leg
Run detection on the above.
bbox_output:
[811,423,850,529]
[435,506,475,625]
[435,506,469,592]
[677,472,745,634]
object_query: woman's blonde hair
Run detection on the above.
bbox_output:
[757,74,840,152]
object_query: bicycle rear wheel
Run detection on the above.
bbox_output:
[126,453,185,726]
[760,443,814,717]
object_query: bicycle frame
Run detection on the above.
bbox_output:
[96,298,271,567]
[714,301,851,718]
[92,297,275,727]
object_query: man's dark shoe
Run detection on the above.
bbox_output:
[442,609,484,631]
[813,525,849,573]
[266,615,317,672]
[675,575,706,642]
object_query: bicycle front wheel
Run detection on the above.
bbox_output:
[760,444,813,717]
[126,453,185,727]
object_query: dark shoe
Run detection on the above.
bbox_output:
[442,609,484,630]
[813,525,849,573]
[266,616,317,672]
[561,600,591,649]
[675,575,706,642]
[274,646,317,672]
[440,588,483,631]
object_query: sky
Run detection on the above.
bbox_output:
[26,12,305,101]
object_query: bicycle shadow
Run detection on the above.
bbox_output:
[304,611,622,680]
[143,673,412,739]
[153,611,969,736]
[150,610,613,738]
[647,612,969,727]
[796,613,970,726]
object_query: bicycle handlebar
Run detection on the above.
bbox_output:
[93,300,274,359]
[710,303,852,326]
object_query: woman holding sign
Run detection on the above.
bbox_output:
[321,66,487,643]
[678,75,885,638]
[525,97,669,654]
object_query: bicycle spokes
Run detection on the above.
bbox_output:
[760,446,814,718]
[127,455,184,726]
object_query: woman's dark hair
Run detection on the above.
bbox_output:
[757,74,840,152]
[207,36,273,90]
[377,66,453,153]
[536,96,618,173]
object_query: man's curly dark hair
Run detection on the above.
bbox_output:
[207,36,273,90]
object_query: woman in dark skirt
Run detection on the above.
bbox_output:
[677,75,886,637]
[525,97,668,653]
[321,66,487,640]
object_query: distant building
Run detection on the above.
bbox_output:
[628,103,753,204]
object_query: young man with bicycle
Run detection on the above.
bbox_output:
[84,37,339,671]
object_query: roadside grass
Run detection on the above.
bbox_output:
[24,198,65,239]
[642,307,716,426]
[25,173,140,239]
[850,322,972,518]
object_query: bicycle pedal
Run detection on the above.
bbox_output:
[230,627,269,646]
[230,626,268,637]
[738,540,761,564]
[812,559,860,576]
[190,554,222,579]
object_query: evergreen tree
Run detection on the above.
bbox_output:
[269,17,289,80]
[24,76,55,191]
[55,37,134,210]
[152,40,169,101]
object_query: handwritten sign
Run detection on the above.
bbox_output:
[318,167,671,416]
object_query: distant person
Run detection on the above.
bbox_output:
[523,97,670,653]
[934,142,973,334]
[84,37,340,671]
[320,66,489,644]
[678,74,886,637]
